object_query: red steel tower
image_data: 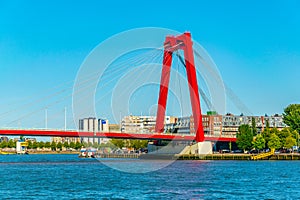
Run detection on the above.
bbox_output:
[155,32,204,142]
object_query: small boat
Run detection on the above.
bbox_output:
[79,148,97,158]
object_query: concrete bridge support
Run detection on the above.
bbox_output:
[180,141,213,155]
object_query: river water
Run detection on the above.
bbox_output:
[0,154,299,199]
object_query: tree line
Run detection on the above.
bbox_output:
[237,104,300,151]
[0,140,83,151]
[109,139,148,150]
[0,139,148,151]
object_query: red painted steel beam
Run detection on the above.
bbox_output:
[0,129,236,142]
[182,33,204,142]
[155,50,173,133]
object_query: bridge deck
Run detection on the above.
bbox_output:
[0,129,236,142]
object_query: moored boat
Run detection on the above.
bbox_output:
[79,148,97,158]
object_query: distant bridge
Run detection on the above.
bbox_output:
[0,129,236,142]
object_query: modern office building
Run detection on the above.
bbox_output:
[78,117,109,144]
[79,117,109,132]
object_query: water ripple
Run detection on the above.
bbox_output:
[1,155,300,199]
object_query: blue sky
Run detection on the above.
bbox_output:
[0,0,300,129]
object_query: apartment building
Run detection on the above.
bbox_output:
[121,115,176,133]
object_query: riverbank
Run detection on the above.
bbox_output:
[176,154,251,160]
[84,153,300,160]
[2,151,300,160]
[176,153,300,160]
[29,151,79,155]
[0,150,80,155]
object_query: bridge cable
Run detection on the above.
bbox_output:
[1,48,163,127]
[176,51,184,117]
[194,50,252,115]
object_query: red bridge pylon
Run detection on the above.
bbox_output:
[155,32,204,142]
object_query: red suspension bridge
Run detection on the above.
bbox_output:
[0,32,239,143]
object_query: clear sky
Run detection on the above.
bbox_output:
[0,0,300,129]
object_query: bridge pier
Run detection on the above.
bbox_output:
[181,141,213,155]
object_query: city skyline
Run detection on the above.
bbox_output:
[0,1,299,129]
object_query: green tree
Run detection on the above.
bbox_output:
[236,124,253,151]
[262,119,271,147]
[262,129,270,148]
[268,128,280,147]
[110,139,124,149]
[50,141,57,151]
[124,140,132,148]
[45,141,51,149]
[266,119,270,130]
[0,141,8,148]
[63,141,69,149]
[252,134,265,151]
[69,142,76,149]
[291,130,300,146]
[27,140,33,149]
[283,104,300,132]
[285,136,296,149]
[32,142,38,149]
[38,141,45,149]
[82,142,88,148]
[268,133,281,149]
[131,140,148,150]
[270,127,280,135]
[75,141,82,150]
[56,142,63,150]
[277,128,291,147]
[251,117,257,135]
[8,139,16,148]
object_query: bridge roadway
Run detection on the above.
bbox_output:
[0,129,236,142]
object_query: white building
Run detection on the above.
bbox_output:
[79,117,109,144]
[121,115,176,133]
[16,140,28,154]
